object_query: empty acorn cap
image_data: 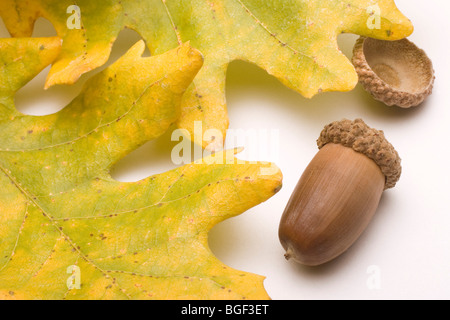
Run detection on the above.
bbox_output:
[317,118,401,190]
[352,37,435,108]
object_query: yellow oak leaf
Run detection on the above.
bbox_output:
[0,0,413,148]
[0,38,282,299]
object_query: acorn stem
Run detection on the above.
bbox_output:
[284,248,293,261]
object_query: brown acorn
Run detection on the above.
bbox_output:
[278,119,401,266]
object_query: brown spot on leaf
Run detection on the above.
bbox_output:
[274,184,282,194]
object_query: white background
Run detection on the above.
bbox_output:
[1,0,449,300]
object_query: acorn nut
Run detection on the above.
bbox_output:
[278,119,401,266]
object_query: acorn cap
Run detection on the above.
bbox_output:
[352,37,435,108]
[317,119,401,190]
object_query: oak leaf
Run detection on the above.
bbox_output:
[0,38,282,299]
[0,0,414,148]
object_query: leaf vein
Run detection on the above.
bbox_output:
[0,202,29,273]
[53,177,243,221]
[0,163,132,298]
[0,77,164,152]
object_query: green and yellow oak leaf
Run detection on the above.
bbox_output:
[0,0,414,148]
[0,38,282,300]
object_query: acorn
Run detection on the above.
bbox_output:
[278,119,401,266]
[352,36,435,108]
